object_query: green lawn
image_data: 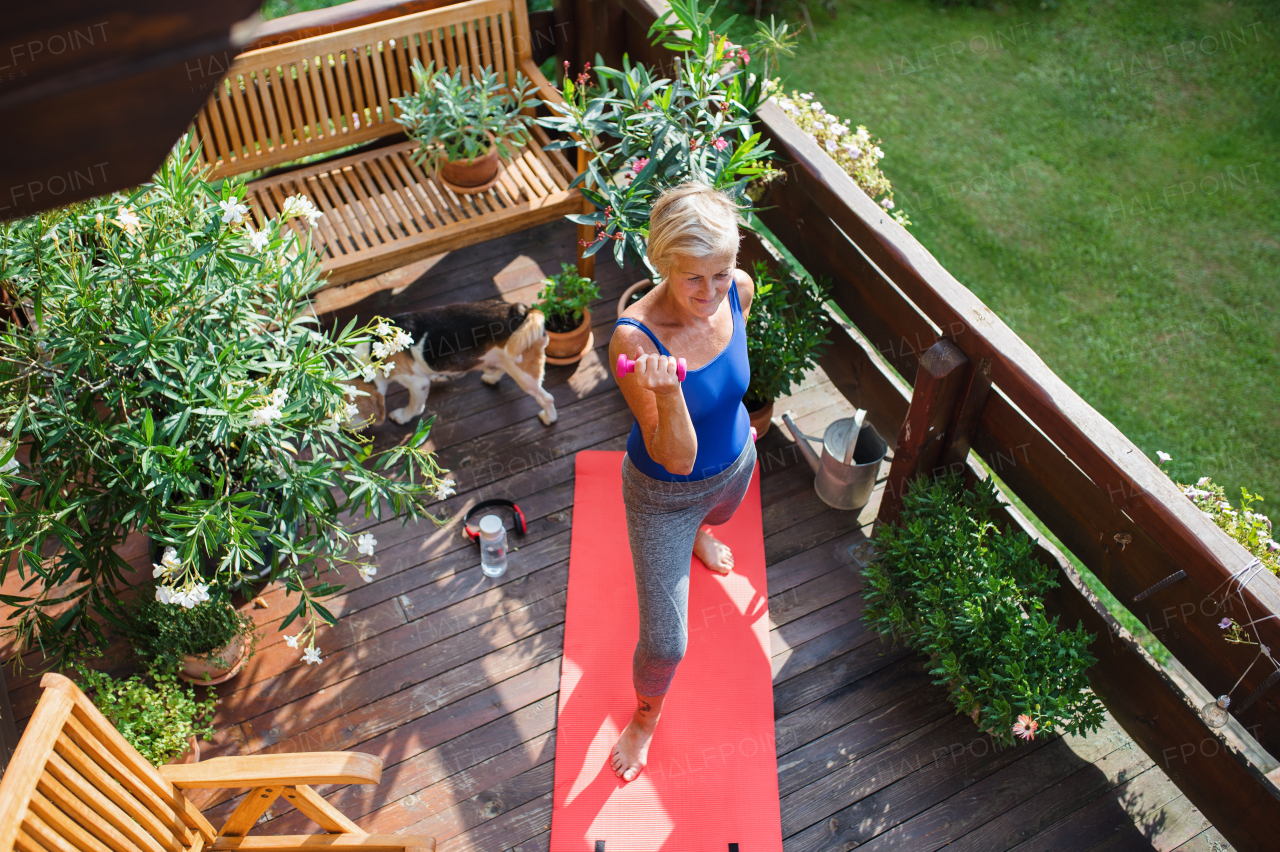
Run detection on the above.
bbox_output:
[727,0,1279,505]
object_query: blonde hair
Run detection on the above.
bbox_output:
[646,182,740,280]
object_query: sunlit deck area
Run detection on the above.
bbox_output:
[1,220,1226,852]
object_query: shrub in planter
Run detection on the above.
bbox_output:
[71,656,217,766]
[0,139,454,666]
[862,472,1105,746]
[393,61,540,191]
[118,571,263,683]
[539,0,798,273]
[742,260,832,410]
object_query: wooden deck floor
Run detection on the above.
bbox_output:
[5,221,1231,851]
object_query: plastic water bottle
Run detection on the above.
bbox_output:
[479,514,508,578]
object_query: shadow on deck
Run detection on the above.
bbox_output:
[4,221,1230,852]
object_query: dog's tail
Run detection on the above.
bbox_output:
[505,308,547,355]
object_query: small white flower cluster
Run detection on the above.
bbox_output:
[152,546,211,609]
[250,387,289,428]
[115,206,141,235]
[435,476,457,501]
[776,91,909,226]
[285,632,323,665]
[358,321,414,382]
[280,194,324,228]
[356,532,378,583]
[1177,474,1279,570]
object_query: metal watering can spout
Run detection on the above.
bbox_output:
[780,410,822,474]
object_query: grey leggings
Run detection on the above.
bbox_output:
[621,437,758,696]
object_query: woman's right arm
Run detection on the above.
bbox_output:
[611,327,698,475]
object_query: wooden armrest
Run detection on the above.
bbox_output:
[521,57,563,107]
[158,753,382,789]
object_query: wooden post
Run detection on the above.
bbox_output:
[575,147,596,281]
[878,337,969,526]
[939,355,993,473]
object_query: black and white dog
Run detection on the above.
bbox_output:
[350,299,557,428]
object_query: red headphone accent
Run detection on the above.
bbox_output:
[462,499,528,544]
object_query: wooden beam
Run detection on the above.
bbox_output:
[878,338,968,527]
[940,355,992,471]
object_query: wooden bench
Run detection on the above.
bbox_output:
[0,674,434,851]
[189,0,587,311]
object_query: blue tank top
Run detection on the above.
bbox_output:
[613,279,751,482]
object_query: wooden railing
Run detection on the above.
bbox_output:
[564,0,1280,846]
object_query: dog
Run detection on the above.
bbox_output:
[347,298,557,428]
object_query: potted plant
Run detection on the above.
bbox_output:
[741,261,834,437]
[393,60,540,194]
[534,262,601,363]
[0,137,455,668]
[539,0,797,273]
[119,571,263,685]
[71,655,217,766]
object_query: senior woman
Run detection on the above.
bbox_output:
[606,182,756,783]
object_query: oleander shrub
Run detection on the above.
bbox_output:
[863,472,1105,746]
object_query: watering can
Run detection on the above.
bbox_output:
[780,409,888,511]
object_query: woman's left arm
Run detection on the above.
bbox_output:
[733,267,755,321]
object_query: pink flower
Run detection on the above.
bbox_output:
[1012,714,1038,741]
[713,137,729,151]
[632,157,650,174]
[1220,617,1233,629]
[738,49,751,64]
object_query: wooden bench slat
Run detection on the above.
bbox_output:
[33,774,139,852]
[362,158,425,235]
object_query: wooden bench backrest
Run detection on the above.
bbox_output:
[191,0,535,181]
[0,674,216,852]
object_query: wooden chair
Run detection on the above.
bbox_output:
[0,674,433,852]
[189,0,590,311]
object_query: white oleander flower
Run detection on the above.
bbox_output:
[357,564,378,583]
[219,197,249,224]
[116,206,141,235]
[152,546,182,579]
[247,225,270,252]
[270,387,288,407]
[376,321,394,337]
[249,403,284,427]
[303,646,322,665]
[361,364,378,383]
[435,477,457,501]
[281,194,323,227]
[380,362,395,377]
[372,341,389,359]
[155,585,175,604]
[285,634,300,649]
[344,403,360,420]
[357,533,377,557]
[392,329,413,351]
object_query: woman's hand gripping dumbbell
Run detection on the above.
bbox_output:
[616,342,686,394]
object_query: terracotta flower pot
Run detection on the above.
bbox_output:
[544,307,593,365]
[616,278,656,319]
[745,397,775,439]
[439,145,501,194]
[179,633,249,685]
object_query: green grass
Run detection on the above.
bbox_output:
[727,0,1280,507]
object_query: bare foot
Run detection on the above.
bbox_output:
[694,526,734,574]
[611,717,658,782]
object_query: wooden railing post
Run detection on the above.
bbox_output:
[878,338,968,526]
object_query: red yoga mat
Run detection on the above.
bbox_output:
[552,450,782,852]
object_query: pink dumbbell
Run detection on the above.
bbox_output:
[617,353,687,382]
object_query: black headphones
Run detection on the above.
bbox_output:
[462,499,528,544]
